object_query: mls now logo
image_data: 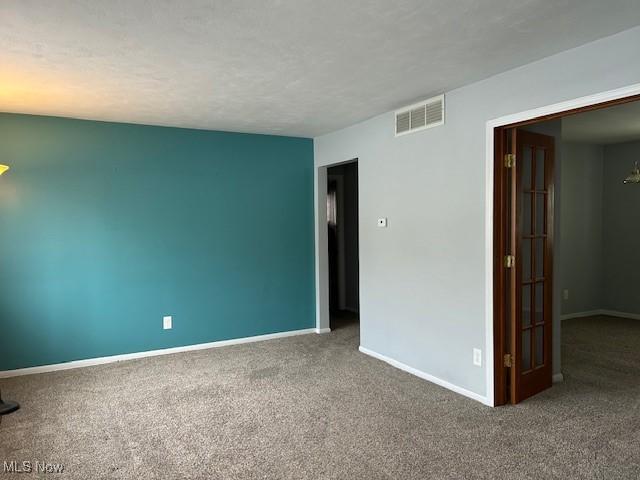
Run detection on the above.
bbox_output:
[3,461,65,474]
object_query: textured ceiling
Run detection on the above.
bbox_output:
[2,1,640,137]
[563,101,640,145]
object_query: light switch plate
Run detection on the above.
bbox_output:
[163,316,172,330]
[473,348,482,367]
[377,218,387,227]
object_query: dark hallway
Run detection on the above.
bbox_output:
[327,161,359,331]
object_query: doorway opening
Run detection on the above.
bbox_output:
[327,161,359,331]
[493,92,640,405]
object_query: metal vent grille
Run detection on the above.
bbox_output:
[410,106,426,129]
[395,94,445,136]
[396,111,411,134]
[425,100,443,125]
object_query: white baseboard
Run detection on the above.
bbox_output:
[560,310,602,321]
[315,328,331,334]
[553,373,564,383]
[0,327,317,379]
[358,346,491,406]
[561,309,640,321]
[600,310,640,321]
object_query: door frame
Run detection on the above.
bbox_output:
[315,158,359,334]
[487,83,640,406]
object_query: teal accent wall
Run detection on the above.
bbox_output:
[0,113,315,371]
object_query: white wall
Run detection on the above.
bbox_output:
[559,143,605,315]
[558,140,640,319]
[603,141,640,315]
[314,26,640,403]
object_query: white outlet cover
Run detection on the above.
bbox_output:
[163,316,172,330]
[473,348,482,367]
[377,217,387,227]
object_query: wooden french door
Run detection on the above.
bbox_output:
[503,128,555,404]
[493,94,640,406]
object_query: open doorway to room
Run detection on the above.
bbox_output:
[327,161,360,331]
[493,93,640,405]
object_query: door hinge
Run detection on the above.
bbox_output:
[504,153,516,168]
[504,354,512,368]
[504,255,515,268]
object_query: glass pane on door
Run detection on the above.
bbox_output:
[535,325,544,367]
[535,194,546,234]
[519,137,551,378]
[522,239,532,281]
[535,283,544,324]
[523,194,532,235]
[523,147,533,191]
[522,285,531,327]
[535,148,545,191]
[522,329,531,372]
[535,238,544,278]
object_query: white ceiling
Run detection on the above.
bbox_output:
[562,101,640,144]
[2,1,640,138]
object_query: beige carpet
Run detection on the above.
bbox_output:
[1,315,639,479]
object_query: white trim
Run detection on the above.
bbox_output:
[359,345,491,406]
[315,328,332,334]
[484,82,640,408]
[486,83,640,132]
[553,373,564,383]
[601,310,640,321]
[315,165,330,332]
[560,310,603,321]
[561,309,640,321]
[484,118,495,407]
[0,328,317,379]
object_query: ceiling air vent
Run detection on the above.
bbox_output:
[395,94,445,137]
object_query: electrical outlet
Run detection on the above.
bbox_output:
[163,316,172,330]
[377,217,387,227]
[473,348,482,367]
[563,289,569,301]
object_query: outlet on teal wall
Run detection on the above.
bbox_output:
[0,113,315,371]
